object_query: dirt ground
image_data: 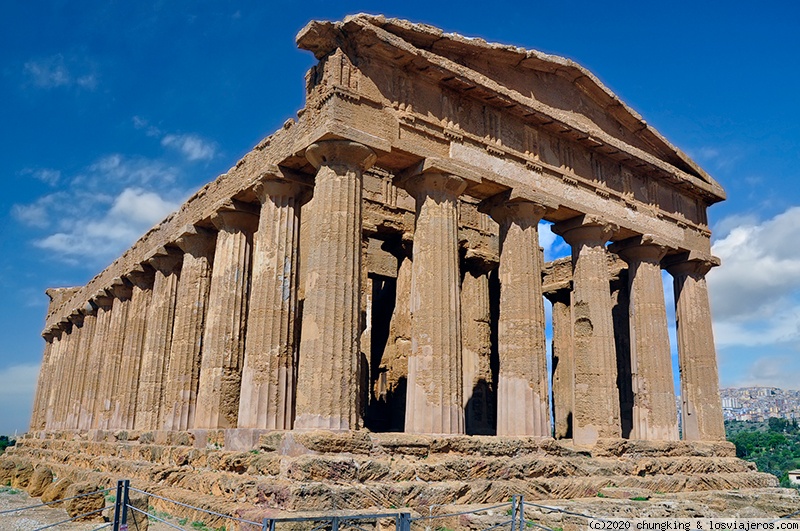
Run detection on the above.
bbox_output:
[0,487,182,531]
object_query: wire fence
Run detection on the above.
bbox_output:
[2,478,800,531]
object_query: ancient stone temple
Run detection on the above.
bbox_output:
[10,15,778,516]
[31,15,727,447]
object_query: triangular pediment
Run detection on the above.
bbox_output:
[298,14,725,203]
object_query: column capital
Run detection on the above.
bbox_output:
[609,234,672,264]
[125,264,156,290]
[211,202,259,233]
[253,173,306,203]
[552,214,617,247]
[490,200,548,228]
[174,225,216,257]
[90,290,114,310]
[67,311,85,328]
[305,140,377,172]
[543,281,572,304]
[146,246,183,274]
[108,277,133,301]
[402,172,467,200]
[664,251,721,278]
[42,330,56,342]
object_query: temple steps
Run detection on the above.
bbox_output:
[3,430,778,513]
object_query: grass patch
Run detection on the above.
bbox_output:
[0,486,22,495]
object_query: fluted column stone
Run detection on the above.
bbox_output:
[553,215,621,445]
[115,267,154,430]
[239,176,304,430]
[545,286,573,439]
[78,294,114,430]
[294,140,376,431]
[30,332,55,431]
[612,236,678,441]
[135,249,181,431]
[161,228,214,431]
[48,324,72,430]
[43,327,66,430]
[59,313,85,430]
[404,172,466,435]
[67,308,96,430]
[95,280,133,429]
[461,264,494,435]
[493,201,550,436]
[667,255,725,441]
[194,207,257,429]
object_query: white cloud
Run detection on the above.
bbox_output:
[18,168,61,185]
[12,202,50,228]
[708,206,800,367]
[0,363,39,435]
[83,154,179,186]
[161,133,217,161]
[732,355,800,391]
[23,54,97,90]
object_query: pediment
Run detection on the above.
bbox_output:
[298,14,725,203]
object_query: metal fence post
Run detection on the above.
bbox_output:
[396,512,412,531]
[112,480,124,531]
[120,480,130,531]
[262,517,276,531]
[518,495,525,529]
[511,495,518,531]
[331,516,340,531]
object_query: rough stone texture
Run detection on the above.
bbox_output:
[135,250,181,431]
[404,172,467,435]
[12,459,33,489]
[460,266,494,435]
[161,228,214,431]
[126,490,150,531]
[295,140,376,431]
[494,200,550,436]
[554,216,621,445]
[64,481,104,521]
[195,208,258,429]
[239,176,304,430]
[95,282,132,430]
[115,267,154,430]
[41,477,72,505]
[668,257,726,441]
[612,236,679,441]
[27,466,53,497]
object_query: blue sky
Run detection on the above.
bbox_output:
[1,1,799,435]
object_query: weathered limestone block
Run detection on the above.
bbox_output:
[135,248,182,431]
[553,215,621,445]
[115,266,154,430]
[64,481,105,521]
[95,280,133,430]
[27,465,53,497]
[195,207,257,429]
[295,140,376,431]
[544,287,573,440]
[667,255,726,441]
[41,477,73,506]
[12,459,33,489]
[239,176,304,430]
[126,490,150,531]
[162,228,214,431]
[493,200,550,436]
[79,295,114,430]
[404,172,467,435]
[612,236,678,441]
[0,458,17,484]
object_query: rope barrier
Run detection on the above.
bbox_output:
[129,486,262,526]
[411,501,513,521]
[29,505,112,531]
[91,524,112,531]
[0,487,112,514]
[522,500,615,523]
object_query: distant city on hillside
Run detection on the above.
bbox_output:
[720,387,800,422]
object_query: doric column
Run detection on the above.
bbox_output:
[116,267,154,430]
[553,215,620,445]
[135,249,181,431]
[48,323,72,430]
[610,270,634,438]
[44,326,66,430]
[30,331,55,431]
[95,280,133,430]
[544,286,573,439]
[161,228,214,431]
[294,140,376,431]
[58,313,84,430]
[666,254,725,441]
[403,172,466,435]
[66,308,96,430]
[78,294,114,430]
[194,206,257,429]
[611,236,678,441]
[492,200,550,436]
[239,176,304,430]
[461,263,494,435]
